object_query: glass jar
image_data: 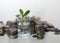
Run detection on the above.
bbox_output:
[18,22,30,38]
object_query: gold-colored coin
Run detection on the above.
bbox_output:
[0,28,3,34]
[35,25,41,28]
[36,17,41,21]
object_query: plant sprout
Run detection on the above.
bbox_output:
[19,9,30,31]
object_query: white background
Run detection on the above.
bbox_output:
[0,0,60,43]
[0,0,60,28]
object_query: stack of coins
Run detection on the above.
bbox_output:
[7,28,18,39]
[4,25,10,33]
[35,25,44,39]
[6,21,18,39]
[47,23,54,28]
[44,22,54,32]
[30,17,36,34]
[35,17,41,21]
[16,14,21,23]
[0,21,5,36]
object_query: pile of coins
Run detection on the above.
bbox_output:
[0,15,60,39]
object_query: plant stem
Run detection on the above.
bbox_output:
[21,17,23,26]
[21,17,24,32]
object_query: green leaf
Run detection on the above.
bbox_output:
[23,10,30,17]
[19,9,24,17]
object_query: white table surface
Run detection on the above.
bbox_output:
[0,32,60,43]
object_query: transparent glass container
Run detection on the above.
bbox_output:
[18,22,30,38]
